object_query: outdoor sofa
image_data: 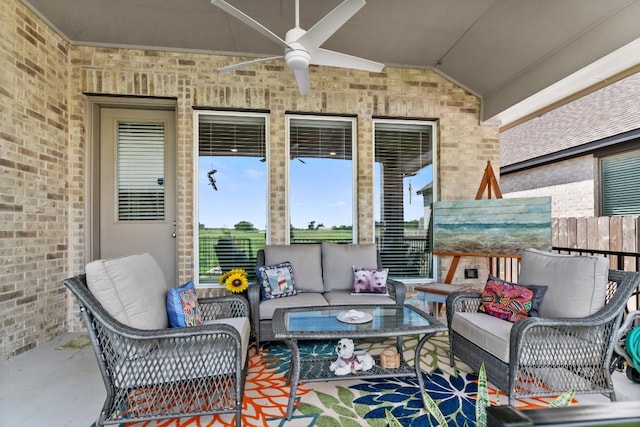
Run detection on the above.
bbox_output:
[248,242,405,349]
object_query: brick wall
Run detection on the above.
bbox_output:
[1,0,71,359]
[2,0,499,360]
[501,156,596,217]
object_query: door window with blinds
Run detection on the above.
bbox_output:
[116,122,165,221]
[286,115,356,243]
[374,119,436,279]
[196,111,268,285]
[600,149,640,215]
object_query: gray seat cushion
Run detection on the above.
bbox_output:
[114,316,250,387]
[519,248,609,318]
[203,316,251,367]
[265,244,324,292]
[86,252,170,329]
[321,243,378,292]
[451,312,513,362]
[258,292,329,320]
[323,291,396,306]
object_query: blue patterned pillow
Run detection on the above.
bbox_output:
[521,284,549,317]
[167,281,203,327]
[256,261,297,300]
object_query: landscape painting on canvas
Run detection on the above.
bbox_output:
[433,197,552,256]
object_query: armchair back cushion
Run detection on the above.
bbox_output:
[86,252,170,329]
[264,244,323,292]
[322,243,378,291]
[518,248,609,318]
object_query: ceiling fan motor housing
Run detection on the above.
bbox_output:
[285,28,310,70]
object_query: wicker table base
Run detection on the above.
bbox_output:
[272,304,446,420]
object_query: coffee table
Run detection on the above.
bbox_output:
[272,304,447,419]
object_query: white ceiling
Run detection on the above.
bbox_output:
[22,0,640,126]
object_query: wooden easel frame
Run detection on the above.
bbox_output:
[437,161,508,284]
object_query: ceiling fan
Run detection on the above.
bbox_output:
[211,0,385,95]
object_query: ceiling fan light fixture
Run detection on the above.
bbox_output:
[284,29,310,70]
[285,47,311,70]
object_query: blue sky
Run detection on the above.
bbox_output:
[198,157,432,229]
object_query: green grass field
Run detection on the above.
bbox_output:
[198,227,354,283]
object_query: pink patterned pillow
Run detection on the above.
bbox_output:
[479,276,534,322]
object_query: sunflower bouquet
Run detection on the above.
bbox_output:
[219,268,249,294]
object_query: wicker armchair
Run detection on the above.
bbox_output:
[65,273,250,427]
[447,260,640,406]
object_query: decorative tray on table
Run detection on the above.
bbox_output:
[336,309,373,324]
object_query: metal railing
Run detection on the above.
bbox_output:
[491,246,640,311]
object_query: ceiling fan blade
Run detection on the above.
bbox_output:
[311,48,384,72]
[211,0,290,49]
[297,0,365,50]
[219,55,283,72]
[293,68,310,95]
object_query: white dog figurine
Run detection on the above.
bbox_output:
[329,338,375,375]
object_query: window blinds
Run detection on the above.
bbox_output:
[375,121,434,278]
[117,122,165,221]
[601,150,640,215]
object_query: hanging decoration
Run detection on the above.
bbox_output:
[207,169,218,191]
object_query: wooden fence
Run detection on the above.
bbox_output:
[553,216,640,271]
[491,215,640,289]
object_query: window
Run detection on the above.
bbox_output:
[601,149,640,215]
[117,122,165,221]
[374,119,436,280]
[286,115,356,243]
[196,111,268,285]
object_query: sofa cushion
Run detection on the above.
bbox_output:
[265,244,324,292]
[322,243,378,292]
[86,252,169,329]
[256,261,297,300]
[203,316,251,368]
[114,316,251,387]
[451,312,513,362]
[258,293,329,320]
[519,248,609,318]
[323,291,396,306]
[167,281,203,327]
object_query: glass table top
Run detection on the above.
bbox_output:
[273,304,445,338]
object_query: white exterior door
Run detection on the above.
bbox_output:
[99,108,177,285]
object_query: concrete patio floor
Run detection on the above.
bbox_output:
[1,332,639,427]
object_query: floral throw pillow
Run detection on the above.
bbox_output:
[256,261,297,300]
[479,275,534,322]
[352,266,389,295]
[167,281,203,327]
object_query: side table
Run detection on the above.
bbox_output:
[414,283,473,317]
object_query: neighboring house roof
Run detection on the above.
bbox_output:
[500,72,640,170]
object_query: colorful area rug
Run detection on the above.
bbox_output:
[92,333,561,426]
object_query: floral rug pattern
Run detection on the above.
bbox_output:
[95,333,556,427]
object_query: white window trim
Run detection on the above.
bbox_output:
[372,118,438,282]
[193,109,270,288]
[285,114,358,244]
